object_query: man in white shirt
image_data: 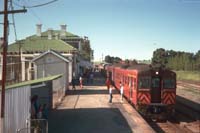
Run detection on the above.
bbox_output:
[109,85,113,103]
[120,83,124,102]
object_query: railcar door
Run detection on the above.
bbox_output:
[151,77,161,103]
[129,77,133,100]
[108,71,112,80]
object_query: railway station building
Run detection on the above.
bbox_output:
[0,24,93,86]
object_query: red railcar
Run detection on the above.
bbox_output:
[106,64,176,118]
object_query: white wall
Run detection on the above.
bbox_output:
[0,85,31,133]
[34,53,69,90]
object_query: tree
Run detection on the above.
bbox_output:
[104,55,122,64]
[105,55,112,63]
[81,40,92,61]
[152,48,168,68]
[113,57,122,63]
[194,50,200,71]
[152,48,200,71]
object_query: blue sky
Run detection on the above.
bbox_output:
[0,0,200,61]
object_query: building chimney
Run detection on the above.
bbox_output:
[60,24,67,37]
[36,24,42,36]
[78,41,82,51]
[48,28,53,40]
[84,36,88,41]
[55,33,59,40]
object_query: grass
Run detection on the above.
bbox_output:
[175,71,200,81]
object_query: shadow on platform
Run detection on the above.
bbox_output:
[66,89,119,95]
[49,108,132,133]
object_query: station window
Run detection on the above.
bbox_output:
[163,79,175,89]
[138,77,150,89]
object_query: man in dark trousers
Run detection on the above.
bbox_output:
[71,78,76,90]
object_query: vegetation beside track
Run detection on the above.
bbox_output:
[175,71,200,81]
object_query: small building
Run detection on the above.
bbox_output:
[32,49,71,90]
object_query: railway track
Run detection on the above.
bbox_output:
[178,80,200,87]
[177,81,200,90]
[145,115,196,133]
[143,93,200,133]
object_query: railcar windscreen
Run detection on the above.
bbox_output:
[163,79,175,89]
[151,77,160,88]
[138,77,151,89]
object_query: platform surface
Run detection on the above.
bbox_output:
[49,74,154,133]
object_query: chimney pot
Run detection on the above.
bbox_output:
[60,24,67,37]
[36,24,42,36]
[48,28,53,40]
[55,33,59,40]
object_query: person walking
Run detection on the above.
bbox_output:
[109,85,113,103]
[120,83,124,103]
[90,73,94,84]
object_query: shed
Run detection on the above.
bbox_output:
[32,49,71,91]
[0,75,61,133]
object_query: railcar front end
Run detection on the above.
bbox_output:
[137,69,176,119]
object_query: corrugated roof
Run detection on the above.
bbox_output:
[6,29,80,53]
[7,38,76,53]
[6,74,62,89]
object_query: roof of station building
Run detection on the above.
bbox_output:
[6,29,80,53]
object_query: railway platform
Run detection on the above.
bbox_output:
[48,72,154,133]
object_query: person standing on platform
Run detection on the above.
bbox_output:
[90,73,94,84]
[109,85,113,103]
[106,78,110,90]
[79,76,83,89]
[71,78,76,90]
[120,83,124,102]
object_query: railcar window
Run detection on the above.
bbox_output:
[134,79,136,89]
[163,79,175,89]
[151,78,160,88]
[139,77,150,89]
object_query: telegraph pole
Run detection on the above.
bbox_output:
[1,2,9,133]
[0,0,26,132]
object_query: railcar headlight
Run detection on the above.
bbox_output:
[156,71,159,75]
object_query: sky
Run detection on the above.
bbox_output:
[0,0,200,61]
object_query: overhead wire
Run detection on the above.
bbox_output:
[9,0,18,42]
[28,8,42,23]
[13,0,59,9]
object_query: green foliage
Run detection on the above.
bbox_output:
[175,71,200,81]
[124,59,138,65]
[152,48,168,68]
[80,40,93,61]
[152,48,200,71]
[104,55,122,63]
